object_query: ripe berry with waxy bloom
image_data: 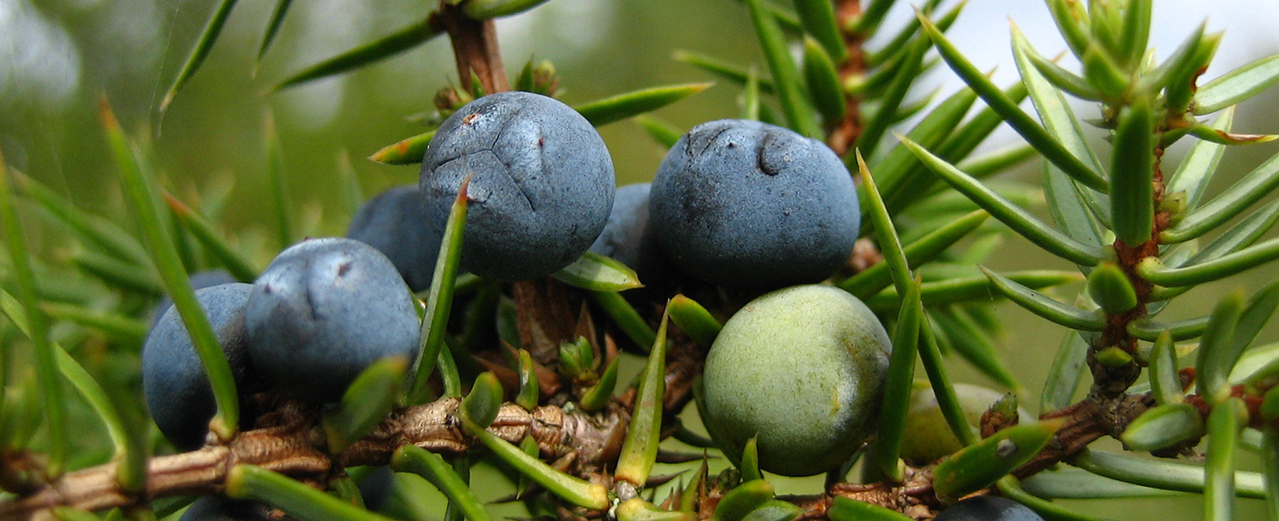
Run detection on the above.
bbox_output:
[419,91,615,281]
[245,238,421,403]
[650,119,860,290]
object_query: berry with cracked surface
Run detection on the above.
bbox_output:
[143,282,256,451]
[419,91,614,281]
[699,285,891,476]
[245,238,421,403]
[650,119,859,289]
[346,185,442,292]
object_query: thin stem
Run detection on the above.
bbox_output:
[829,0,865,156]
[1088,124,1167,398]
[437,1,509,94]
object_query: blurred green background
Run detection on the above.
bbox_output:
[5,0,1279,519]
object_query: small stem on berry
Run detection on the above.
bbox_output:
[513,278,579,367]
[437,1,510,94]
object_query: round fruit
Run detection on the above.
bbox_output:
[588,182,672,285]
[899,382,1032,462]
[148,269,237,329]
[245,238,421,403]
[419,91,615,281]
[700,285,891,476]
[143,283,256,451]
[934,496,1044,521]
[346,185,442,292]
[650,119,859,289]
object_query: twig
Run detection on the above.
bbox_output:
[0,399,626,520]
[436,1,509,94]
[829,0,866,156]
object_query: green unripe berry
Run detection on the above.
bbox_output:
[699,285,891,476]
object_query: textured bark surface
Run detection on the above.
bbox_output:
[0,399,628,520]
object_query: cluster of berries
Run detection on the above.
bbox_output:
[144,92,1032,519]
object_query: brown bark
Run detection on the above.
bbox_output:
[436,2,509,94]
[829,0,865,157]
[1,399,626,520]
[514,278,581,366]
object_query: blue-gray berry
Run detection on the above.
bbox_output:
[934,496,1044,521]
[650,119,860,289]
[142,282,254,451]
[588,183,672,285]
[148,270,238,329]
[345,185,442,292]
[245,238,421,403]
[420,91,614,281]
